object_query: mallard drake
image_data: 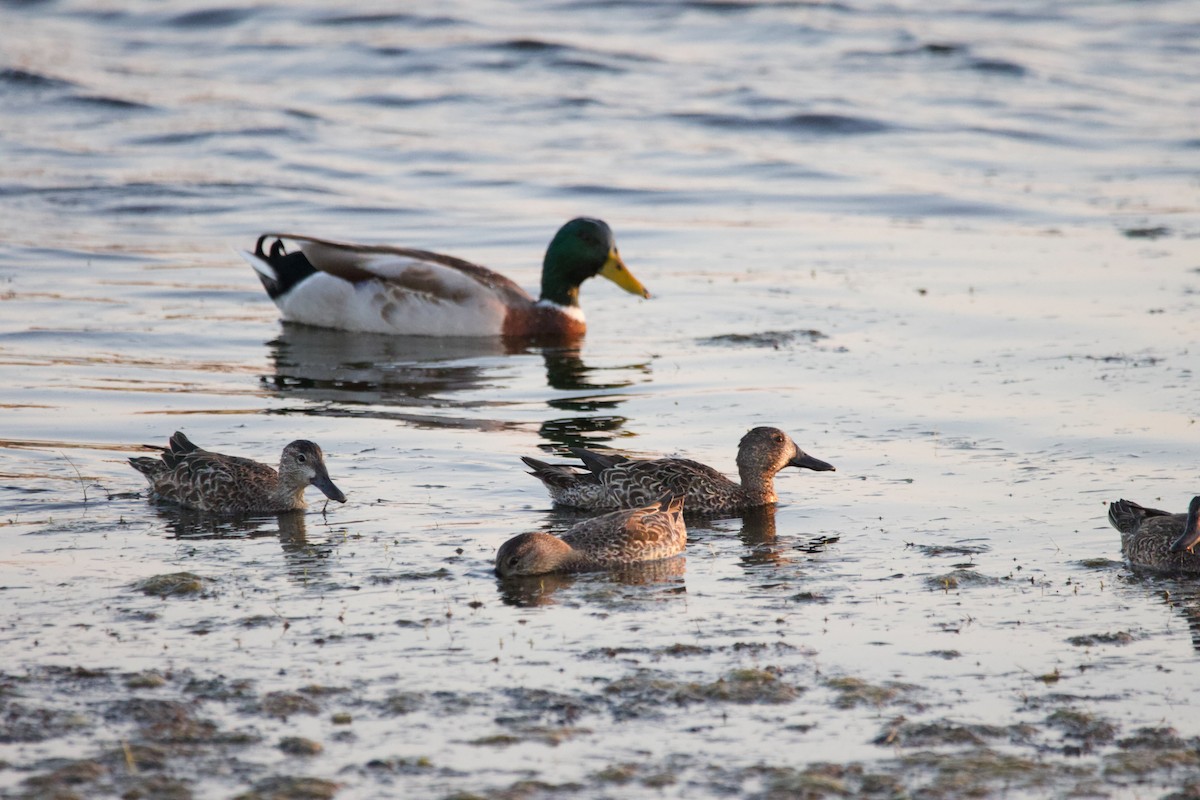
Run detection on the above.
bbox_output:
[129,432,346,514]
[1108,497,1200,572]
[521,426,835,516]
[495,495,686,577]
[241,217,649,338]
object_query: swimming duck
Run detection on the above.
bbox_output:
[495,495,686,577]
[521,426,835,516]
[129,432,346,514]
[241,218,649,338]
[1107,497,1200,572]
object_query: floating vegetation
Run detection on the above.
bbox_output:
[279,736,323,756]
[602,666,802,718]
[1045,708,1118,753]
[259,691,321,719]
[699,328,828,349]
[1066,631,1135,647]
[924,569,999,590]
[1122,226,1170,239]
[912,543,988,557]
[133,572,210,597]
[825,676,920,710]
[233,776,340,800]
[896,748,1070,798]
[873,717,1033,748]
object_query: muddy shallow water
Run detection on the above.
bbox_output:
[2,0,1200,798]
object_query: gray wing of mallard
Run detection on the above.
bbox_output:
[561,496,686,566]
[257,233,534,308]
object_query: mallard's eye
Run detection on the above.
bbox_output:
[508,556,520,566]
[296,454,307,463]
[773,434,784,443]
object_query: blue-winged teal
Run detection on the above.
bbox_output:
[1107,497,1200,572]
[522,426,834,516]
[241,218,649,338]
[495,495,686,577]
[129,432,346,514]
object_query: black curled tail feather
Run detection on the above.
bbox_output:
[251,236,317,300]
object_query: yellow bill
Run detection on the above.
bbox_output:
[599,249,650,298]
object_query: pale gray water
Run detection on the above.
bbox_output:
[1,1,1199,798]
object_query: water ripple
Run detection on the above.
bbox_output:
[673,111,894,135]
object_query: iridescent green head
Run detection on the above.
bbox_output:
[539,218,650,307]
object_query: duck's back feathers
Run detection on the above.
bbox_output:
[561,494,687,565]
[574,448,735,510]
[243,234,532,337]
[495,494,687,576]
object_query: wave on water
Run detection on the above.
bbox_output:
[167,7,256,29]
[61,94,156,112]
[673,111,893,135]
[0,67,75,91]
[316,11,460,28]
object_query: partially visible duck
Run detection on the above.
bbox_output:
[129,432,346,514]
[241,217,649,338]
[1107,497,1200,572]
[522,426,835,516]
[495,495,686,577]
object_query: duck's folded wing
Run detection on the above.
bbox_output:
[242,234,538,335]
[257,233,532,304]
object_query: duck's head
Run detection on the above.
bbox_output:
[1169,496,1200,554]
[495,532,573,577]
[540,218,650,307]
[281,440,347,503]
[736,427,836,478]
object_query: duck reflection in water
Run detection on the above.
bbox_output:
[736,505,785,567]
[1166,587,1200,653]
[262,323,649,445]
[151,506,339,586]
[688,505,839,569]
[497,556,687,608]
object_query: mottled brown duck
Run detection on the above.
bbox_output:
[1107,496,1200,572]
[521,426,834,516]
[495,495,686,577]
[129,432,346,514]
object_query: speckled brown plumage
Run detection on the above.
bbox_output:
[1107,497,1200,573]
[522,426,835,516]
[129,432,346,514]
[495,495,687,577]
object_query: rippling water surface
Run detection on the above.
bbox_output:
[2,1,1199,797]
